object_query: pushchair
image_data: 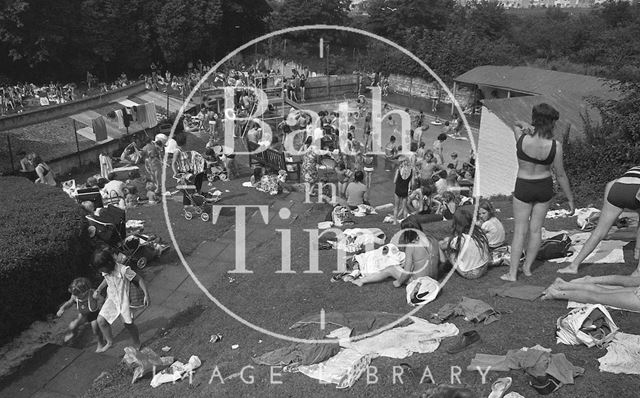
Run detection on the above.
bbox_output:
[174,173,221,222]
[86,206,168,269]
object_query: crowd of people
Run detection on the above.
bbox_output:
[14,57,640,355]
[325,101,640,318]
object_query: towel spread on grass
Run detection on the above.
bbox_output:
[296,317,458,388]
[541,231,627,264]
[598,332,640,375]
[488,284,546,301]
[545,207,599,219]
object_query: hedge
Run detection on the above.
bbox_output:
[563,139,640,205]
[0,177,91,344]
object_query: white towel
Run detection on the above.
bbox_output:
[598,332,640,375]
[297,318,458,388]
[354,244,405,276]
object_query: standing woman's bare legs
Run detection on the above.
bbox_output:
[522,200,552,276]
[393,194,401,224]
[502,197,533,281]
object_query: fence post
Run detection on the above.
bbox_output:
[7,134,15,173]
[409,76,413,98]
[73,119,81,167]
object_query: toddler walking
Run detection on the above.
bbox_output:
[57,277,106,352]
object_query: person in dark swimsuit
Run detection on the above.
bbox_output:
[559,166,640,275]
[503,103,575,282]
[394,157,414,224]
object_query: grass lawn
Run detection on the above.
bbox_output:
[83,177,640,397]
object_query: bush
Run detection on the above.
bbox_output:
[0,177,92,344]
[563,139,640,206]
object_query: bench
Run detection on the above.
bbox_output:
[246,140,302,182]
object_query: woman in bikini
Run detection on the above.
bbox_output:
[502,103,575,282]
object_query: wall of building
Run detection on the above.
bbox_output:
[475,106,518,198]
[388,74,475,109]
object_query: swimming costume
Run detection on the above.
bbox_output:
[606,167,640,209]
[395,170,412,198]
[516,135,556,165]
[513,176,554,203]
[621,166,640,179]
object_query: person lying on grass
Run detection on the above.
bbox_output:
[352,216,444,287]
[542,275,640,312]
[559,166,640,276]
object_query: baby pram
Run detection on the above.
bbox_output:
[174,173,221,222]
[86,206,168,269]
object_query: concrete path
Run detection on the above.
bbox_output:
[0,189,312,398]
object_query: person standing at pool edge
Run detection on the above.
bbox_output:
[502,103,574,282]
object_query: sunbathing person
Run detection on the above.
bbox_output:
[352,216,443,287]
[559,167,640,275]
[542,275,640,312]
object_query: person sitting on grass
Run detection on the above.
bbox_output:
[477,199,506,249]
[408,182,436,216]
[92,247,149,352]
[352,216,444,287]
[345,170,368,210]
[56,277,106,352]
[440,207,490,279]
[542,275,640,312]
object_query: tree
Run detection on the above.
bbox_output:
[81,0,156,78]
[365,0,456,41]
[271,0,350,29]
[0,0,85,81]
[218,0,271,55]
[465,1,511,40]
[366,26,519,82]
[154,0,223,67]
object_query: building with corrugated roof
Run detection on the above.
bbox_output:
[453,65,618,197]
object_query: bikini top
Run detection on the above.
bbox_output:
[516,134,556,165]
[622,166,640,179]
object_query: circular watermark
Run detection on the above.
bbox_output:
[161,24,480,344]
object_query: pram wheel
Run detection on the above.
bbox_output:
[194,207,203,215]
[201,212,210,222]
[136,257,148,269]
[184,211,193,220]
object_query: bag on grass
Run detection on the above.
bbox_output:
[556,304,618,347]
[536,233,572,260]
[123,347,173,384]
[576,208,601,231]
